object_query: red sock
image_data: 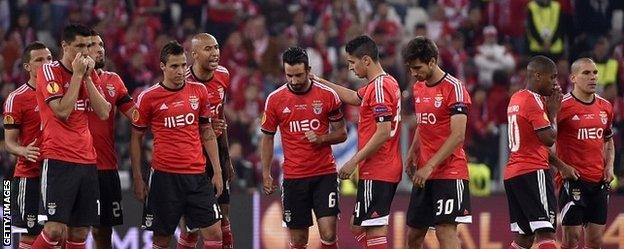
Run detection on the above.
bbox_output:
[177,232,198,249]
[65,239,86,249]
[509,241,527,249]
[536,240,557,249]
[32,231,61,249]
[18,240,33,249]
[203,239,223,249]
[222,222,234,249]
[289,243,307,249]
[366,236,388,249]
[354,232,367,249]
[321,239,339,249]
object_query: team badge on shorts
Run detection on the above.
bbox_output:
[47,203,57,215]
[145,214,154,227]
[312,100,323,115]
[572,188,581,201]
[284,210,292,222]
[189,96,199,110]
[27,216,36,228]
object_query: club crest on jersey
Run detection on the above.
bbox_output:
[600,111,608,125]
[434,94,443,108]
[3,115,14,125]
[46,82,60,94]
[106,84,116,97]
[312,100,323,115]
[47,203,57,215]
[189,96,199,110]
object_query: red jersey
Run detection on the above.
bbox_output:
[261,82,343,179]
[36,61,98,164]
[505,90,551,180]
[412,73,471,180]
[185,65,230,118]
[356,74,402,183]
[132,81,212,174]
[88,71,134,170]
[3,83,41,177]
[556,93,613,183]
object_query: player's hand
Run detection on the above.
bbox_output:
[304,131,324,146]
[262,173,277,195]
[559,164,579,181]
[404,151,418,179]
[20,139,40,162]
[85,56,95,76]
[339,159,357,180]
[71,53,88,76]
[545,85,562,117]
[213,174,224,197]
[413,164,434,188]
[133,178,147,202]
[212,118,227,136]
[603,167,615,183]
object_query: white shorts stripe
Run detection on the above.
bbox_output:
[41,159,48,208]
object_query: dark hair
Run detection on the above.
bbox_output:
[282,46,309,68]
[527,55,556,73]
[62,24,93,43]
[22,41,48,63]
[402,36,439,65]
[160,41,185,64]
[345,35,379,61]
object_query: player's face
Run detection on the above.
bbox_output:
[62,35,91,62]
[571,62,598,95]
[538,68,559,96]
[193,38,220,71]
[161,54,187,86]
[406,58,434,81]
[88,35,105,69]
[25,48,53,77]
[346,54,367,79]
[284,62,310,92]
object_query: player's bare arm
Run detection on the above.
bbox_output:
[4,129,39,162]
[537,92,559,147]
[48,53,88,120]
[312,75,361,106]
[604,137,615,183]
[305,119,347,146]
[405,125,421,179]
[130,127,147,202]
[548,145,579,180]
[339,121,391,179]
[201,123,223,197]
[260,134,277,195]
[413,114,467,187]
[215,111,235,181]
[83,62,111,120]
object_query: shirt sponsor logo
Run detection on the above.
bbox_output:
[416,112,437,124]
[289,119,321,132]
[164,113,196,128]
[577,127,604,140]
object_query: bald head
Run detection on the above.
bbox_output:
[191,33,218,51]
[570,57,595,75]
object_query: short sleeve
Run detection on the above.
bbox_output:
[113,74,134,113]
[367,78,394,122]
[445,79,471,115]
[197,84,212,119]
[3,94,22,129]
[260,96,279,134]
[328,91,343,122]
[525,96,551,130]
[604,103,614,139]
[37,64,65,103]
[132,91,151,129]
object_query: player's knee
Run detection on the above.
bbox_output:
[514,234,535,248]
[68,227,90,241]
[434,223,457,235]
[585,236,603,248]
[561,231,580,248]
[43,223,66,240]
[180,230,199,241]
[290,233,308,245]
[534,229,556,241]
[200,224,223,240]
[349,225,365,235]
[406,227,426,248]
[319,230,336,243]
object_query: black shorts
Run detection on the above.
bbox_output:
[559,179,609,226]
[281,173,340,229]
[504,169,557,235]
[142,170,221,235]
[205,141,230,205]
[40,159,100,226]
[97,170,123,227]
[11,177,43,235]
[352,180,397,227]
[406,179,472,228]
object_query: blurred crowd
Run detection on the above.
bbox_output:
[2,0,624,194]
